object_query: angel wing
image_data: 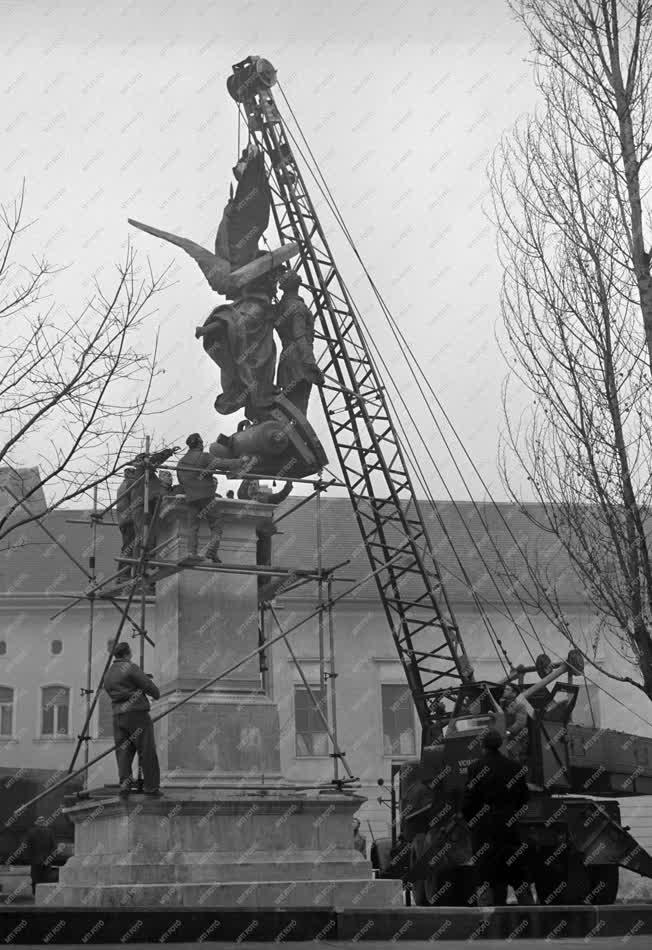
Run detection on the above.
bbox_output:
[128,219,230,292]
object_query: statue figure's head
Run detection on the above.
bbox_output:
[278,270,301,294]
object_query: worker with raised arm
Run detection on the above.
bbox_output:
[176,433,227,563]
[103,641,161,799]
[130,447,179,556]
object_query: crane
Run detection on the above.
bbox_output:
[226,56,474,731]
[225,55,652,908]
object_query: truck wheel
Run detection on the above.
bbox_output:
[534,851,590,904]
[586,865,619,905]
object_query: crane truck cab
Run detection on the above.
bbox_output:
[396,671,652,907]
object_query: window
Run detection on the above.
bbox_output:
[41,686,70,736]
[51,640,62,656]
[294,685,329,757]
[97,689,113,739]
[0,687,13,736]
[381,684,416,756]
[0,640,6,656]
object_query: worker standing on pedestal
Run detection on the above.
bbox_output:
[237,479,293,567]
[176,433,225,563]
[130,447,178,556]
[103,642,161,799]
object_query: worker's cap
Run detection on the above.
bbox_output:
[113,642,131,659]
[186,433,203,448]
[482,728,503,750]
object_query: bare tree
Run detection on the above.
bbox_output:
[0,185,167,542]
[491,2,652,698]
[508,0,652,370]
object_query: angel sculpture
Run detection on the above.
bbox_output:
[129,144,298,423]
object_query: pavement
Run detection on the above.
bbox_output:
[10,942,652,950]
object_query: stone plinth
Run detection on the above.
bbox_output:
[38,791,402,908]
[152,496,282,784]
[44,496,402,908]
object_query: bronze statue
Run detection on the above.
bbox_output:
[129,144,298,423]
[275,271,324,416]
[128,135,328,478]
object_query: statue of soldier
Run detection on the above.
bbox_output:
[275,271,324,416]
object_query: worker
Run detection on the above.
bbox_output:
[501,685,530,764]
[130,447,178,556]
[461,728,534,906]
[103,641,161,799]
[115,467,137,577]
[353,818,367,856]
[25,815,59,896]
[176,433,226,562]
[236,478,293,504]
[237,479,293,570]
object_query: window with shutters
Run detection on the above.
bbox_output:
[294,685,329,757]
[41,685,70,737]
[0,687,13,737]
[381,684,416,756]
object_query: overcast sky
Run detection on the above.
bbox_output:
[1,0,540,501]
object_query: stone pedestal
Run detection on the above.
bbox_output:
[40,498,402,908]
[38,790,401,908]
[153,496,282,785]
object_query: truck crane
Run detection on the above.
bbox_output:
[227,56,652,906]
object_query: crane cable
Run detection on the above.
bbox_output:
[275,86,572,646]
[274,86,542,670]
[275,87,649,712]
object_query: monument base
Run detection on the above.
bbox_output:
[37,789,402,909]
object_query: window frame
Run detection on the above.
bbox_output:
[40,684,71,739]
[96,688,114,740]
[293,683,330,759]
[0,686,14,738]
[380,682,417,758]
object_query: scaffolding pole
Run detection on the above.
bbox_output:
[81,486,99,789]
[10,551,404,820]
[269,604,353,784]
[326,575,340,785]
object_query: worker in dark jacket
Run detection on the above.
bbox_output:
[462,728,534,905]
[25,816,58,895]
[130,447,178,555]
[176,433,225,562]
[237,479,293,569]
[103,641,161,798]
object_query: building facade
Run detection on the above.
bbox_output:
[1,490,651,897]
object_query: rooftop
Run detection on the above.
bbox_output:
[0,494,582,606]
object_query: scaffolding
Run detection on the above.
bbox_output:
[9,442,377,818]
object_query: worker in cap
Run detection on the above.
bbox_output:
[176,433,225,562]
[462,727,534,906]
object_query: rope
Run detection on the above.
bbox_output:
[275,85,567,668]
